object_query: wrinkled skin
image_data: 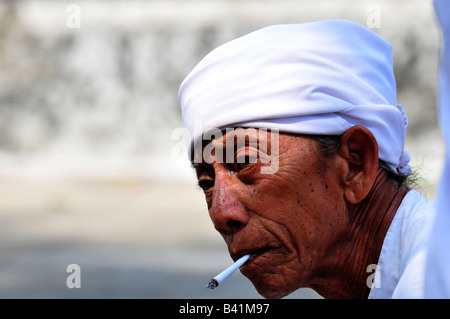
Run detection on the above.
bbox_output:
[194,126,407,298]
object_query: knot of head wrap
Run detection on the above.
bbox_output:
[398,151,412,176]
[179,19,412,177]
[396,104,412,176]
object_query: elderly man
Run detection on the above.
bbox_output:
[178,20,434,299]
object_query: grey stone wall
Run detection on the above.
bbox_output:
[0,0,444,189]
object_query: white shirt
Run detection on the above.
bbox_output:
[368,190,435,299]
[425,0,450,298]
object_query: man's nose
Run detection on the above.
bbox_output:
[209,172,249,236]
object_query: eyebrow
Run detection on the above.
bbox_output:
[191,162,212,178]
[191,162,201,174]
[190,128,274,172]
[217,129,263,150]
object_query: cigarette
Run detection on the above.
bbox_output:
[205,254,251,289]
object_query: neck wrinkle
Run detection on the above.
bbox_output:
[315,169,408,299]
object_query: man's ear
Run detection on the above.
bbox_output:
[336,125,379,204]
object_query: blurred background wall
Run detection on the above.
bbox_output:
[0,0,444,298]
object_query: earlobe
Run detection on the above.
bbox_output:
[338,126,379,204]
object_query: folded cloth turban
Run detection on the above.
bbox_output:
[178,19,412,176]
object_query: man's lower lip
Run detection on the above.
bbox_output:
[240,249,271,269]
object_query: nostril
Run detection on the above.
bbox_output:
[215,220,244,237]
[226,220,243,230]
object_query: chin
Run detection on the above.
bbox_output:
[249,275,298,299]
[257,288,290,299]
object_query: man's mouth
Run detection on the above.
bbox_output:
[232,247,275,270]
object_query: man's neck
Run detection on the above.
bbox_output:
[310,169,409,299]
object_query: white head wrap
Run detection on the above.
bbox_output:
[179,19,412,176]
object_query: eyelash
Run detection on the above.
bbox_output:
[230,154,258,172]
[198,179,214,192]
[198,155,260,193]
[197,146,264,193]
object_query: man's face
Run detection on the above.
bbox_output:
[195,128,348,298]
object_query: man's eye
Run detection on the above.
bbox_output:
[233,153,259,172]
[237,155,258,166]
[198,179,214,192]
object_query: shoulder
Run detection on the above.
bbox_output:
[392,190,435,298]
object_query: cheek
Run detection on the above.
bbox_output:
[249,151,347,256]
[241,138,347,292]
[252,156,330,228]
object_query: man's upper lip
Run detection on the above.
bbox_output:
[232,247,272,262]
